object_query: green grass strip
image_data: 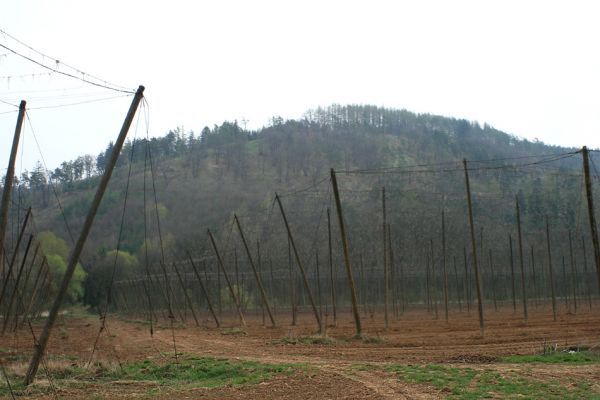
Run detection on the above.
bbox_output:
[388,364,598,399]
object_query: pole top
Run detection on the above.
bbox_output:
[19,100,26,109]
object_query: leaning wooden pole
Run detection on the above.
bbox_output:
[2,234,33,335]
[275,194,322,333]
[24,86,144,385]
[581,146,600,294]
[207,229,246,326]
[0,207,31,307]
[172,262,199,327]
[515,196,528,322]
[462,159,485,336]
[233,214,276,326]
[187,253,220,328]
[330,168,362,336]
[0,101,26,268]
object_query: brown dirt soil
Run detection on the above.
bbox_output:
[2,304,599,399]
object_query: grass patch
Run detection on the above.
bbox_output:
[220,327,247,336]
[389,364,598,399]
[0,356,298,397]
[109,356,296,387]
[501,350,600,364]
[360,334,385,344]
[276,335,337,345]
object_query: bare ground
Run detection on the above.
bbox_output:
[2,304,599,399]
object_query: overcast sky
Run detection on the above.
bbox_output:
[1,0,599,172]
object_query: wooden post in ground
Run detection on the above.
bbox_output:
[0,208,31,308]
[327,208,337,326]
[463,246,470,312]
[561,256,569,311]
[0,101,26,270]
[359,253,367,316]
[2,234,33,334]
[568,230,578,313]
[509,234,517,312]
[315,250,323,328]
[287,236,297,325]
[187,253,220,327]
[207,229,246,326]
[453,255,463,312]
[274,194,322,333]
[172,262,199,326]
[388,224,399,319]
[530,246,538,308]
[430,239,438,319]
[545,216,557,321]
[330,168,362,337]
[257,240,265,326]
[233,214,275,326]
[515,196,528,322]
[20,257,46,328]
[581,146,600,295]
[581,236,592,310]
[488,249,497,312]
[462,159,485,336]
[382,187,389,329]
[441,211,449,322]
[25,86,144,385]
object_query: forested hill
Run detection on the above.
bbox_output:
[6,104,596,306]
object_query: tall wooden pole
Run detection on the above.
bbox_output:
[568,230,578,313]
[330,168,362,336]
[561,256,569,310]
[274,194,322,333]
[0,101,26,268]
[430,239,438,319]
[287,236,297,325]
[382,187,389,329]
[509,234,517,312]
[25,86,144,385]
[582,146,600,294]
[2,234,33,334]
[488,249,497,312]
[463,159,484,336]
[463,246,470,312]
[233,214,275,326]
[545,216,557,321]
[327,208,337,326]
[515,196,528,322]
[388,224,398,319]
[172,262,199,326]
[582,236,592,310]
[453,256,462,312]
[441,211,449,322]
[0,208,31,307]
[207,229,246,326]
[530,246,538,307]
[187,253,220,327]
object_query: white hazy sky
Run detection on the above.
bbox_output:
[1,0,600,171]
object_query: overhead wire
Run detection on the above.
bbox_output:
[24,111,76,244]
[0,98,18,107]
[0,28,134,93]
[27,93,132,111]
